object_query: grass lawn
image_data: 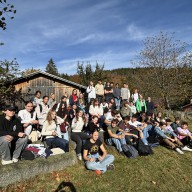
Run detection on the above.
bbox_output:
[0,145,192,192]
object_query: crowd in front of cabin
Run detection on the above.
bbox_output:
[0,80,192,175]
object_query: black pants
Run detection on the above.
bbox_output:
[71,132,90,154]
[96,95,103,103]
[180,136,192,146]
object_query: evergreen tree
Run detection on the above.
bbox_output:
[45,58,58,75]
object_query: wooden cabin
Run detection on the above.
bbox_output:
[182,102,192,113]
[12,71,86,110]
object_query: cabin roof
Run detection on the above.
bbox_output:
[12,71,86,89]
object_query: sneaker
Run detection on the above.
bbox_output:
[12,158,19,163]
[182,146,192,152]
[99,128,104,132]
[1,160,13,165]
[175,148,184,154]
[107,164,115,170]
[77,154,82,161]
[95,170,102,175]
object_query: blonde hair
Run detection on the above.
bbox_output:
[46,109,57,125]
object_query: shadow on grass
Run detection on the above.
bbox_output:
[55,181,77,192]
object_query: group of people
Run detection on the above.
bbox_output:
[0,80,192,175]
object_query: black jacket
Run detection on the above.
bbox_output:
[0,115,23,138]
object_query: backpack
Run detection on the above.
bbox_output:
[122,144,139,158]
[136,140,153,156]
[20,149,36,160]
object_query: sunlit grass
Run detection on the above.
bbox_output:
[1,145,192,192]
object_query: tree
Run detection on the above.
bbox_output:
[59,72,70,80]
[77,61,106,85]
[21,68,40,76]
[136,32,192,109]
[0,0,16,30]
[45,58,58,75]
[0,59,22,106]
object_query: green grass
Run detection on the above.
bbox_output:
[1,122,192,192]
[1,146,192,192]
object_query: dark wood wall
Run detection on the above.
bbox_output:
[14,76,82,110]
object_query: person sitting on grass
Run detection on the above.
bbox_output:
[105,119,126,156]
[177,121,192,149]
[118,116,143,145]
[154,122,189,154]
[41,109,69,152]
[83,129,115,175]
[171,117,180,133]
[0,105,28,165]
[165,119,174,132]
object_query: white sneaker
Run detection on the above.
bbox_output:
[77,154,82,161]
[12,158,19,163]
[99,128,104,132]
[182,146,192,152]
[175,148,184,154]
[1,160,13,165]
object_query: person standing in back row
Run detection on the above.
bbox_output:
[121,83,130,103]
[113,83,121,110]
[104,82,114,103]
[95,80,104,104]
[86,81,96,103]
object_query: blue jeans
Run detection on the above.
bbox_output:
[142,124,153,145]
[85,153,115,173]
[115,98,121,110]
[60,126,69,141]
[46,137,69,152]
[107,136,126,152]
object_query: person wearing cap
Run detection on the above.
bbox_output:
[0,105,28,165]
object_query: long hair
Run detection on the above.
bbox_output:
[46,109,57,125]
[75,109,86,122]
[93,98,100,107]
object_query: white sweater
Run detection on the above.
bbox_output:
[71,117,85,132]
[89,105,103,116]
[41,119,63,139]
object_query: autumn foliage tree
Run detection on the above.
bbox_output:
[0,59,22,106]
[135,32,192,109]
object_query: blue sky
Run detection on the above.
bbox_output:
[1,0,192,75]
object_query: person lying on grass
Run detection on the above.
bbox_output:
[83,129,115,175]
